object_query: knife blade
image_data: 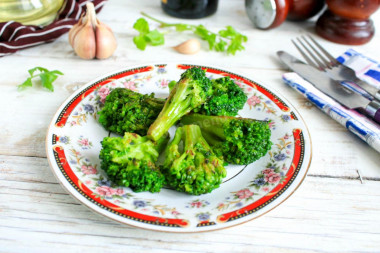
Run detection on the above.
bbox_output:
[277,50,380,124]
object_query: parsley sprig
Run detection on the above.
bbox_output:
[133,12,248,55]
[18,67,63,92]
[133,18,165,50]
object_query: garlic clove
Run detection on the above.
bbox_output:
[73,21,96,59]
[173,39,201,55]
[95,20,117,59]
[68,17,84,47]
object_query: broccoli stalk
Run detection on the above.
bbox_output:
[99,132,169,193]
[180,114,272,165]
[98,88,165,136]
[147,67,212,142]
[163,125,227,195]
[196,76,247,116]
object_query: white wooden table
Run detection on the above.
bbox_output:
[1,0,380,252]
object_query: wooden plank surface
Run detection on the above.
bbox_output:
[1,0,380,252]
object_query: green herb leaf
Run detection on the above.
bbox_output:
[144,29,165,46]
[215,40,227,52]
[18,66,63,92]
[133,18,150,34]
[17,78,33,91]
[133,35,147,50]
[40,72,59,91]
[133,18,165,50]
[28,66,49,76]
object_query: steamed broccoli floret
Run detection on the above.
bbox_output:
[147,67,213,142]
[163,125,227,195]
[195,77,247,116]
[180,114,272,165]
[98,88,165,136]
[99,132,169,193]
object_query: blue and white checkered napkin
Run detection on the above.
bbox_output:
[282,49,380,153]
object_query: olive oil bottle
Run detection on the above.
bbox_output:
[0,0,64,26]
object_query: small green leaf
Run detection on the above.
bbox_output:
[133,18,150,34]
[17,78,33,91]
[133,35,147,50]
[40,72,58,92]
[28,66,49,77]
[144,29,165,46]
[194,25,209,39]
[206,34,217,50]
[18,67,63,92]
[49,70,64,76]
[133,18,165,50]
[215,40,227,52]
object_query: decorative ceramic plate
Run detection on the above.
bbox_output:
[46,63,312,232]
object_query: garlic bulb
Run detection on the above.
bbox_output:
[173,39,201,55]
[68,2,117,59]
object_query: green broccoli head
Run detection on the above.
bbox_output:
[180,114,272,165]
[99,132,169,193]
[195,77,247,116]
[163,125,227,195]
[147,67,213,142]
[98,88,165,136]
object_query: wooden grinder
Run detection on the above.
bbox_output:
[316,0,380,45]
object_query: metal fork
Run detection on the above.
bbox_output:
[292,35,380,101]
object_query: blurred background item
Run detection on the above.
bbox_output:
[161,0,218,19]
[316,0,380,45]
[245,0,325,29]
[287,0,325,21]
[0,0,64,26]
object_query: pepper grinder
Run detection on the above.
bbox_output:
[316,0,380,45]
[245,0,325,30]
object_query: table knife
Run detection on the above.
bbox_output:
[277,50,380,124]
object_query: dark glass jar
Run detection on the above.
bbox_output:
[161,0,218,19]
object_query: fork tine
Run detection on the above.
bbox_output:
[301,35,332,69]
[296,37,326,70]
[291,39,319,69]
[307,34,339,66]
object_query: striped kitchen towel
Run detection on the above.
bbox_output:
[283,49,380,153]
[0,0,107,57]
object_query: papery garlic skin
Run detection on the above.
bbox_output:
[68,2,117,60]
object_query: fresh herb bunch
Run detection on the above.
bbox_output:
[18,67,63,92]
[132,12,248,55]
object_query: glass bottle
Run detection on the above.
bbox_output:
[0,0,64,26]
[161,0,218,19]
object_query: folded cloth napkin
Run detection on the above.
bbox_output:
[283,49,380,153]
[0,0,107,57]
